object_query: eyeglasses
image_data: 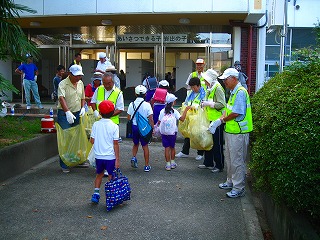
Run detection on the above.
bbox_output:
[224,76,233,81]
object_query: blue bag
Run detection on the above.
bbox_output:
[136,111,153,142]
[105,168,131,211]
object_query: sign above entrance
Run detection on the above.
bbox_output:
[117,34,188,44]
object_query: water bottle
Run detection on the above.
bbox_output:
[49,107,53,118]
[11,106,15,115]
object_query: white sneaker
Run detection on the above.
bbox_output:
[26,106,31,110]
[175,152,189,158]
[211,167,222,173]
[195,155,203,161]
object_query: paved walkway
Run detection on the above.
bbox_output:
[0,138,263,240]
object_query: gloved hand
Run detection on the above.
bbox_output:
[208,119,222,134]
[66,111,76,124]
[201,101,215,108]
[93,110,100,118]
[34,75,37,81]
[79,107,86,117]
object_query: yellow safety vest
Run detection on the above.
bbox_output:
[186,91,201,108]
[205,83,225,121]
[225,86,253,134]
[96,86,121,124]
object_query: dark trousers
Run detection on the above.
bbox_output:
[203,124,224,169]
[181,138,204,156]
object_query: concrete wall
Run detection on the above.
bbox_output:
[0,134,58,183]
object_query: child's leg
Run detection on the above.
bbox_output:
[94,172,104,189]
[170,147,176,161]
[141,144,150,166]
[132,143,139,157]
[165,147,171,162]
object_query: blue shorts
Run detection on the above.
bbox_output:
[95,159,115,175]
[161,133,177,148]
[132,125,148,146]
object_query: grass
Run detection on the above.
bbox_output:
[0,116,42,149]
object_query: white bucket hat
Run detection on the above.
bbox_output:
[202,69,219,85]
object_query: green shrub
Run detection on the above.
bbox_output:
[250,59,320,220]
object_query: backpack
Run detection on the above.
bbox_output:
[153,88,167,103]
[159,112,177,135]
[145,77,158,90]
[136,111,153,142]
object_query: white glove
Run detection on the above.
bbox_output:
[34,75,37,81]
[208,119,222,134]
[93,110,100,118]
[79,107,86,117]
[201,101,215,108]
[66,111,76,124]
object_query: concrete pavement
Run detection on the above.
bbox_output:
[0,137,263,240]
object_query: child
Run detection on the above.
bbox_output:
[157,94,190,171]
[90,100,120,204]
[127,85,154,172]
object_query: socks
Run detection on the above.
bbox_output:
[166,162,171,167]
[171,160,176,164]
[94,188,100,195]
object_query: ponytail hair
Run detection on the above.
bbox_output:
[164,102,174,114]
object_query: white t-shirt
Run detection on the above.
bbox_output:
[91,118,119,160]
[158,108,181,132]
[127,97,153,125]
[96,60,112,72]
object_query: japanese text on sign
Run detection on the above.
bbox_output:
[117,34,188,43]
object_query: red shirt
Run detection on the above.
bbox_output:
[85,84,97,107]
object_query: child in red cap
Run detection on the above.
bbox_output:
[90,100,120,204]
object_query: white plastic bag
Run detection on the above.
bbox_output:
[87,145,96,168]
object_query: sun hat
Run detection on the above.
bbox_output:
[135,85,147,94]
[196,58,205,64]
[159,80,169,87]
[69,65,84,76]
[202,69,219,85]
[105,65,117,71]
[91,72,103,81]
[218,68,239,79]
[99,100,115,114]
[165,93,178,103]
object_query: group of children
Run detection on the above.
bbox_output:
[90,84,188,204]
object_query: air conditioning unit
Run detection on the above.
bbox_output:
[268,0,285,28]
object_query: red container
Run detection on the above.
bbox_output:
[41,115,56,133]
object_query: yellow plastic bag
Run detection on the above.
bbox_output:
[177,103,196,138]
[82,106,97,139]
[56,119,89,167]
[189,108,213,151]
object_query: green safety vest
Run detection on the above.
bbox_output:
[205,83,225,121]
[225,86,253,134]
[192,71,207,90]
[96,86,121,124]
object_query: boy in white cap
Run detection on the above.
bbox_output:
[158,94,190,170]
[127,85,154,172]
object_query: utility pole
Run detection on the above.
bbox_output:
[279,0,288,72]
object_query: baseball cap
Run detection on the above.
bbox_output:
[91,72,102,81]
[159,80,169,87]
[219,68,239,80]
[234,61,241,66]
[98,52,106,59]
[99,100,115,114]
[135,85,147,95]
[69,65,84,76]
[26,53,33,58]
[165,93,178,103]
[196,58,205,64]
[202,69,219,85]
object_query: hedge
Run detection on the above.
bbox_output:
[249,59,320,221]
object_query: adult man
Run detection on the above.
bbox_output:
[69,53,82,69]
[57,65,87,173]
[105,65,121,89]
[15,54,43,109]
[208,68,253,198]
[95,52,112,74]
[176,58,207,160]
[91,72,124,125]
[199,69,226,172]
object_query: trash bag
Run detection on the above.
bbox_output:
[56,118,89,167]
[189,108,213,151]
[177,103,196,138]
[82,106,97,139]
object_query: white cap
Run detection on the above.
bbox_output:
[135,85,147,94]
[98,52,106,59]
[159,80,169,87]
[165,93,178,103]
[69,65,84,76]
[91,72,103,81]
[202,69,219,85]
[105,65,117,71]
[196,58,205,64]
[219,68,239,79]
